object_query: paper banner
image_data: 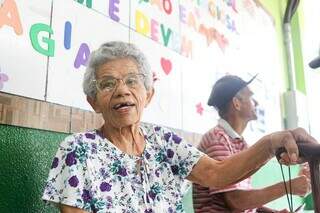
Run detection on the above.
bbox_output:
[0,0,51,100]
[46,0,129,110]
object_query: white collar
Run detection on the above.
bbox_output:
[218,119,242,139]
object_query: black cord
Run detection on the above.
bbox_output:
[288,166,293,212]
[279,164,293,212]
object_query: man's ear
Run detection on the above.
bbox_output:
[145,88,155,107]
[232,97,241,111]
[87,96,101,113]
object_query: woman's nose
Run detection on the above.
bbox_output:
[113,80,131,96]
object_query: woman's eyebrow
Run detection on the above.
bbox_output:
[98,75,115,79]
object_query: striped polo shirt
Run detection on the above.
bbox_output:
[193,119,254,213]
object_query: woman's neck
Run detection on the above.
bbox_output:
[101,123,144,155]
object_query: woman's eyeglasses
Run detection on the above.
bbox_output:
[94,73,145,92]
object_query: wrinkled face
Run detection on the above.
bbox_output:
[88,58,154,128]
[235,86,258,121]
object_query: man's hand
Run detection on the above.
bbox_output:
[298,163,310,179]
[289,175,311,196]
[270,128,318,165]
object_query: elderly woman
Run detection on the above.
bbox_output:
[42,41,316,213]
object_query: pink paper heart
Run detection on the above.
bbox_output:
[160,57,172,75]
[196,102,204,115]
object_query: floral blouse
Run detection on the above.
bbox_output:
[42,123,203,213]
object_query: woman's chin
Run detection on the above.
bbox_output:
[112,118,140,128]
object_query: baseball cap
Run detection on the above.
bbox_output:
[207,74,257,110]
[309,55,320,69]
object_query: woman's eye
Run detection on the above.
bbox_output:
[100,80,116,90]
[125,77,138,86]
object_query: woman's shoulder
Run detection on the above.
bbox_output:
[141,122,183,144]
[59,130,100,150]
[53,130,102,167]
[143,122,178,131]
[141,122,175,136]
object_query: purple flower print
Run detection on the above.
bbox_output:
[68,175,79,187]
[91,143,97,154]
[164,132,171,142]
[85,133,95,140]
[148,191,156,200]
[0,69,9,90]
[145,209,153,213]
[172,134,182,144]
[146,193,151,203]
[82,189,92,203]
[154,126,161,131]
[51,157,59,168]
[92,143,97,149]
[145,152,151,159]
[117,167,127,177]
[106,196,113,208]
[100,182,112,192]
[167,149,174,158]
[171,165,179,175]
[155,168,160,177]
[110,161,127,176]
[65,151,77,166]
[99,168,109,179]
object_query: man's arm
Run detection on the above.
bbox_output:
[222,175,310,211]
[188,128,316,188]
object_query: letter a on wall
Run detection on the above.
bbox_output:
[0,0,23,35]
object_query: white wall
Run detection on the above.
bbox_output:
[0,0,282,136]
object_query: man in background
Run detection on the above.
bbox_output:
[192,75,310,213]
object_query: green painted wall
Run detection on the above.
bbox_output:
[291,6,306,94]
[0,124,65,213]
[251,160,303,209]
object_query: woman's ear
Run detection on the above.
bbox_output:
[87,96,101,113]
[145,88,155,107]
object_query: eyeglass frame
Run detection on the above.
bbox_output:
[93,73,146,93]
